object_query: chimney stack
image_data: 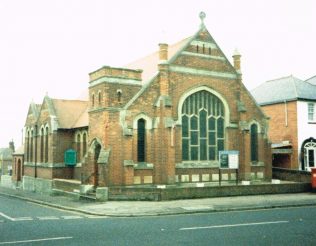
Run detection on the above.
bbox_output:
[159,43,168,63]
[232,49,241,73]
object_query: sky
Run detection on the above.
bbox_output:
[0,0,315,148]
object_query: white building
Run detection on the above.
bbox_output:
[251,75,316,171]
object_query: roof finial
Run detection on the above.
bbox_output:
[199,11,206,28]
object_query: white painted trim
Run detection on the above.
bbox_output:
[75,132,82,142]
[44,123,49,134]
[133,113,153,130]
[248,120,262,134]
[89,76,142,87]
[176,86,230,127]
[181,51,225,61]
[169,65,237,79]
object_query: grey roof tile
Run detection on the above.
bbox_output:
[251,75,316,105]
[306,75,316,85]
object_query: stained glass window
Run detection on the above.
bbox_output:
[181,90,225,161]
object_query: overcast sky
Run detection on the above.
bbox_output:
[0,0,315,148]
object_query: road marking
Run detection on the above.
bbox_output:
[37,216,60,220]
[0,212,15,221]
[179,220,289,231]
[11,217,33,221]
[0,236,73,245]
[61,215,83,220]
[85,215,108,219]
[0,212,107,222]
[0,212,33,222]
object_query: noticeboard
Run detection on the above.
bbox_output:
[219,150,239,169]
[64,149,77,166]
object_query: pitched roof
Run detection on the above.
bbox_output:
[306,75,316,85]
[251,75,316,105]
[125,37,191,83]
[51,99,89,129]
[13,145,24,155]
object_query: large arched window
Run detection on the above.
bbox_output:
[181,90,225,161]
[44,126,49,163]
[250,124,258,162]
[137,119,146,162]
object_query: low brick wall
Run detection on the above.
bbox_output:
[273,167,311,183]
[109,182,311,201]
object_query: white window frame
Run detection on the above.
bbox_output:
[308,103,315,122]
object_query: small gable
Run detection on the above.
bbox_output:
[170,28,236,77]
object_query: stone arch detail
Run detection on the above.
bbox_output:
[133,113,153,130]
[177,85,230,126]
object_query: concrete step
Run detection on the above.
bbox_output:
[53,179,81,192]
[52,188,80,199]
[79,193,96,202]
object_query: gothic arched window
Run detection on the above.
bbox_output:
[26,131,30,162]
[83,132,87,157]
[137,119,146,162]
[30,130,34,162]
[45,126,49,163]
[77,134,81,162]
[40,128,44,162]
[181,90,225,161]
[250,124,258,162]
[91,93,95,107]
[98,91,102,106]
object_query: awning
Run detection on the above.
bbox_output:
[271,141,292,154]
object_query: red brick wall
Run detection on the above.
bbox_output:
[261,101,298,169]
[85,28,272,186]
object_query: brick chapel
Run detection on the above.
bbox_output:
[23,13,272,191]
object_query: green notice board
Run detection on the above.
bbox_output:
[219,151,239,169]
[64,149,77,166]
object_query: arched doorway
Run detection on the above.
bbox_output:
[301,138,316,171]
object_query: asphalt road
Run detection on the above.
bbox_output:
[1,195,316,245]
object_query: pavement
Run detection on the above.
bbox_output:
[1,186,316,217]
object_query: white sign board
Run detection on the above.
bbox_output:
[219,151,239,169]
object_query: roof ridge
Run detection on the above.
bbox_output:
[52,98,88,103]
[305,75,316,84]
[266,75,293,83]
